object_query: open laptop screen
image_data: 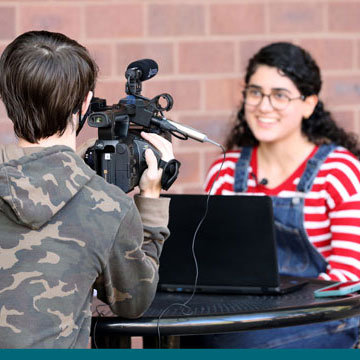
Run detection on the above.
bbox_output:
[158,194,282,293]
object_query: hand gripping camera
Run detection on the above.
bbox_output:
[80,59,182,193]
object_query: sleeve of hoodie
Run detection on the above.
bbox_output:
[94,194,170,318]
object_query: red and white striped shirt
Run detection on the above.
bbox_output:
[205,146,360,282]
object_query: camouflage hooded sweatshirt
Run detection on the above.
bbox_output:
[0,144,170,348]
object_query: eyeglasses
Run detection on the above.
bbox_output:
[243,87,305,111]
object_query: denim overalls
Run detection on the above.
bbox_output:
[234,144,331,278]
[182,144,359,348]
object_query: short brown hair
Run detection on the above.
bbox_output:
[0,30,98,143]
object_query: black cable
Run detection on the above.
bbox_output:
[92,300,108,349]
[155,143,226,348]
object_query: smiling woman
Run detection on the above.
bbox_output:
[181,42,360,349]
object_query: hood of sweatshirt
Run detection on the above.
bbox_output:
[0,144,96,230]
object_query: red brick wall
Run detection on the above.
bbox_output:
[1,0,359,194]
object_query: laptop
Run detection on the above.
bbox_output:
[158,194,308,295]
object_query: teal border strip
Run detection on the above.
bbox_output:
[1,349,359,360]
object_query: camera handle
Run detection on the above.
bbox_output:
[158,158,181,191]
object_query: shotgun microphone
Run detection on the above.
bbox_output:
[151,117,221,147]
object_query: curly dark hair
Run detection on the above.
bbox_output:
[226,42,360,158]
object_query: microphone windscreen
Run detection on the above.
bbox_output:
[126,59,158,81]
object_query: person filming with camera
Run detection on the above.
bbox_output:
[0,30,176,348]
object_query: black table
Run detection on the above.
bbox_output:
[91,278,360,348]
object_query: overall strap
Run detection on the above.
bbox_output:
[234,147,253,192]
[297,143,337,193]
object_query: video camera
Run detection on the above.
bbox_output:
[79,59,218,193]
[80,59,183,193]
